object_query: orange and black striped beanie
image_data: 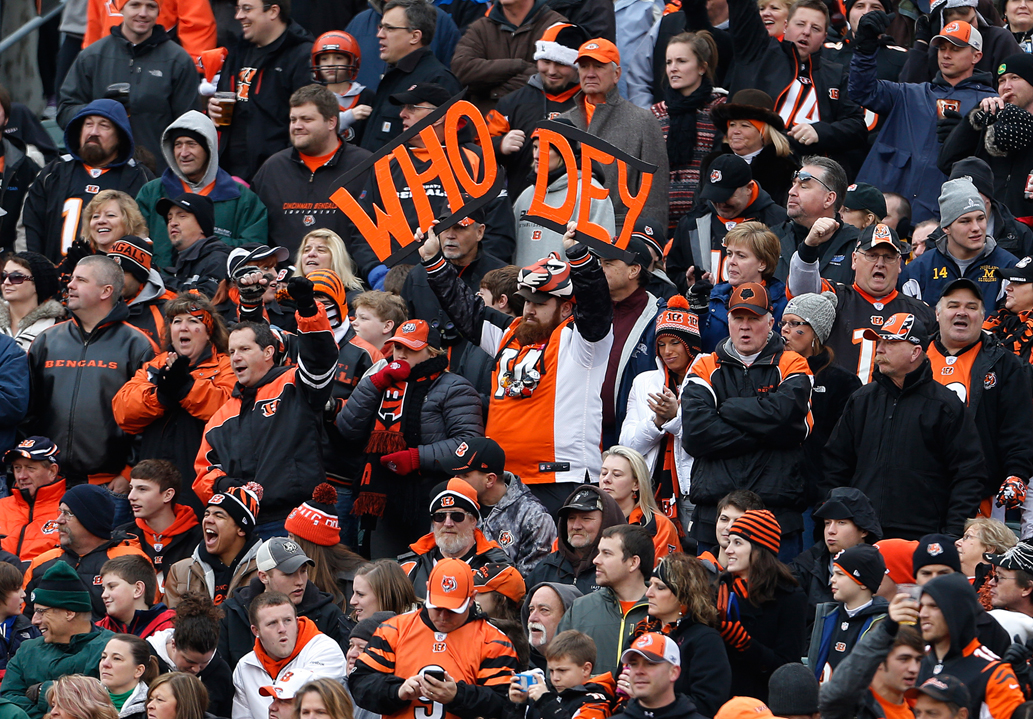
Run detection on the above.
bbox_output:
[729,509,781,555]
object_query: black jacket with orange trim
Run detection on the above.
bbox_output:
[917,574,1025,719]
[506,682,613,719]
[681,332,813,544]
[192,305,339,523]
[822,359,986,539]
[24,302,156,484]
[352,605,518,719]
[398,531,513,601]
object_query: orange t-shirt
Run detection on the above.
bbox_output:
[872,689,914,719]
[300,141,342,174]
[619,600,638,616]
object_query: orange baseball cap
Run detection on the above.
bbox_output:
[426,558,474,613]
[932,21,983,51]
[384,319,431,351]
[473,563,526,603]
[715,697,777,719]
[576,38,620,66]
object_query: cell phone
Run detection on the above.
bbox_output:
[425,670,446,682]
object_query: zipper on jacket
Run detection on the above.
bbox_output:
[64,332,92,468]
[15,497,33,557]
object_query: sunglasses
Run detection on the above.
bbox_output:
[793,170,834,194]
[431,511,470,524]
[1,272,33,285]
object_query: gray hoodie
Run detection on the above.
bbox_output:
[161,110,220,192]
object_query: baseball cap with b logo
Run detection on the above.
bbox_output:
[384,319,432,351]
[932,21,983,51]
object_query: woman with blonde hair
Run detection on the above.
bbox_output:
[292,678,354,719]
[705,89,800,206]
[145,672,208,719]
[600,445,682,561]
[628,554,731,717]
[350,559,419,621]
[82,190,148,253]
[293,229,365,305]
[46,675,119,719]
[651,31,727,231]
[957,517,1018,580]
[698,221,787,352]
[758,0,790,38]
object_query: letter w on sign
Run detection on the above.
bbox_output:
[329,91,503,266]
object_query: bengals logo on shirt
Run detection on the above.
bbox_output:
[260,399,280,417]
[40,520,59,535]
[498,531,514,546]
[236,68,258,101]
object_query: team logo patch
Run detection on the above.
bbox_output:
[586,42,599,49]
[928,542,943,556]
[282,541,299,553]
[941,366,954,376]
[498,530,514,546]
[944,21,961,33]
[93,576,102,585]
[85,184,100,194]
[848,184,857,191]
[455,442,469,457]
[281,672,293,682]
[433,642,446,653]
[17,439,34,448]
[40,520,59,535]
[985,371,997,390]
[441,496,455,507]
[873,224,892,241]
[260,399,280,417]
[209,494,225,504]
[829,88,839,99]
[868,316,883,326]
[835,642,847,652]
[303,215,315,226]
[739,287,755,300]
[1000,63,1008,75]
[401,322,417,333]
[408,84,417,91]
[441,575,458,593]
[710,169,722,183]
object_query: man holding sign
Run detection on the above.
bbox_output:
[419,222,613,515]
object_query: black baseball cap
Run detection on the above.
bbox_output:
[631,218,665,260]
[700,155,752,203]
[905,675,971,709]
[833,544,886,595]
[440,437,506,476]
[996,256,1033,283]
[435,193,486,230]
[156,193,216,239]
[941,277,983,302]
[844,183,887,218]
[560,487,604,514]
[3,436,59,465]
[856,223,907,254]
[624,236,653,270]
[389,82,452,108]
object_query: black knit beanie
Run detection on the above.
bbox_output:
[14,251,59,301]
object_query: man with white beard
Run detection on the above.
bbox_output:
[521,582,584,670]
[398,479,513,600]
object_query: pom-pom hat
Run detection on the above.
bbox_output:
[285,483,340,546]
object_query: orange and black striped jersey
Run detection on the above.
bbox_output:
[984,308,1033,366]
[351,609,518,719]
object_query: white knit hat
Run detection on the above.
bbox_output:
[534,23,588,67]
[783,291,839,344]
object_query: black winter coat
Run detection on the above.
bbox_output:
[25,303,155,482]
[216,21,314,182]
[219,577,352,669]
[166,236,230,290]
[251,141,374,263]
[823,359,986,538]
[802,351,861,506]
[611,695,708,719]
[661,618,732,717]
[0,138,40,254]
[154,643,233,717]
[544,0,615,41]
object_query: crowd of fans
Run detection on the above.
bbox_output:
[7,0,1033,716]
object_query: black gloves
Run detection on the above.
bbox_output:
[1003,640,1033,697]
[914,12,932,44]
[937,108,962,143]
[154,355,192,405]
[234,265,269,312]
[854,10,891,55]
[215,475,244,492]
[688,276,713,314]
[287,276,317,317]
[65,239,94,266]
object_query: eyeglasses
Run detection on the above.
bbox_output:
[989,574,1019,583]
[857,250,898,264]
[793,170,834,194]
[431,511,470,524]
[778,320,810,330]
[377,22,414,32]
[32,607,56,617]
[1,272,33,285]
[57,509,75,519]
[401,104,437,113]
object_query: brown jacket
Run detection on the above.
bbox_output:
[451,0,566,111]
[164,539,262,608]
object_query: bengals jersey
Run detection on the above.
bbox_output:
[352,609,518,719]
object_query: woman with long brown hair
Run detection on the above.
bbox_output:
[628,554,731,716]
[349,560,418,621]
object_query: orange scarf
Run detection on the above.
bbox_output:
[254,616,322,680]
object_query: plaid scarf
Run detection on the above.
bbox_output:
[353,354,449,520]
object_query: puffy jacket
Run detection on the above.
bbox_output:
[346,4,460,93]
[194,307,339,523]
[0,614,40,680]
[219,577,352,669]
[807,599,888,681]
[23,536,151,620]
[556,586,648,676]
[25,303,156,483]
[700,280,788,353]
[0,138,40,254]
[232,619,347,719]
[560,88,670,229]
[96,604,176,638]
[849,50,998,222]
[901,235,1018,311]
[0,334,28,456]
[667,185,789,294]
[0,626,114,719]
[216,21,314,182]
[451,0,567,110]
[0,300,64,352]
[113,347,236,512]
[164,539,263,608]
[136,111,269,268]
[251,140,373,261]
[521,581,585,671]
[0,479,65,561]
[359,47,463,152]
[480,473,558,575]
[544,0,615,41]
[774,216,860,287]
[20,100,152,262]
[398,531,512,600]
[620,363,694,495]
[167,236,231,291]
[513,170,615,268]
[56,25,198,171]
[681,332,813,544]
[113,681,148,719]
[725,0,867,160]
[822,358,986,539]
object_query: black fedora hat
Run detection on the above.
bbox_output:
[712,89,786,134]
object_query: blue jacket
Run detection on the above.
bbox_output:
[0,334,29,456]
[346,6,460,92]
[700,280,788,353]
[849,49,997,222]
[900,235,1018,312]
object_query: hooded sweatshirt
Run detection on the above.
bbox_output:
[917,574,1024,719]
[20,99,152,262]
[135,110,269,268]
[611,694,708,719]
[523,486,628,597]
[521,581,585,670]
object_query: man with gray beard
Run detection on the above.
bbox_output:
[398,478,514,601]
[521,582,584,670]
